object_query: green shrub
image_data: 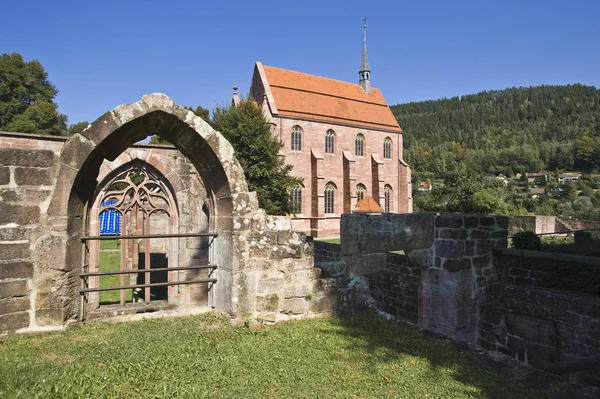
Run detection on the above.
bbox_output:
[512,231,541,250]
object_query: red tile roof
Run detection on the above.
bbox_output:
[353,196,383,213]
[261,65,402,132]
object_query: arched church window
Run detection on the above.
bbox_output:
[355,134,365,156]
[291,125,302,151]
[325,129,335,154]
[384,185,392,213]
[383,137,392,159]
[324,183,336,214]
[291,187,302,214]
[356,184,366,202]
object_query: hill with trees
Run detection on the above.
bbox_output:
[391,84,600,218]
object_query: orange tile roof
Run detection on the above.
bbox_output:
[262,65,402,132]
[353,196,383,213]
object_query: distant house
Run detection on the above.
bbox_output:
[418,182,432,191]
[526,172,547,184]
[559,173,581,183]
[529,187,546,198]
[496,174,508,185]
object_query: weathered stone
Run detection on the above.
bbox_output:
[340,212,436,255]
[0,204,40,225]
[0,280,29,299]
[0,243,30,261]
[465,240,475,256]
[0,167,9,185]
[269,244,302,259]
[33,236,68,271]
[439,228,468,239]
[0,297,30,314]
[507,335,527,353]
[475,240,494,255]
[464,216,479,229]
[470,230,490,239]
[435,240,464,259]
[282,298,308,314]
[36,305,72,325]
[505,313,557,347]
[283,284,311,299]
[248,245,270,258]
[14,167,53,186]
[476,277,487,287]
[496,216,509,229]
[315,261,346,278]
[247,230,277,245]
[256,312,277,322]
[479,305,504,324]
[255,293,279,312]
[405,248,434,269]
[257,277,283,293]
[0,149,54,167]
[479,216,496,226]
[472,255,491,268]
[442,258,471,272]
[343,253,386,276]
[0,228,29,242]
[436,215,463,228]
[0,261,34,279]
[309,291,332,313]
[0,311,29,332]
[527,343,558,366]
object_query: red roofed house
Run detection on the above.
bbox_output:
[248,23,412,237]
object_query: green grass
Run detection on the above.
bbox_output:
[98,239,131,304]
[0,312,558,398]
[317,237,340,244]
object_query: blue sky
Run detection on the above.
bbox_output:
[2,0,599,125]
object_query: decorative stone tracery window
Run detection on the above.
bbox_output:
[325,129,335,154]
[324,182,336,214]
[291,125,302,151]
[356,183,366,202]
[355,134,365,156]
[383,137,392,159]
[384,185,392,213]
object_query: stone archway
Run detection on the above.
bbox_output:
[43,94,260,324]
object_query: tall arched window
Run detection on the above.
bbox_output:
[355,134,365,156]
[325,129,335,154]
[290,187,302,214]
[383,137,392,159]
[384,185,392,213]
[324,183,336,214]
[356,184,366,202]
[291,125,302,151]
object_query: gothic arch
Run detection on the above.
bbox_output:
[46,93,257,317]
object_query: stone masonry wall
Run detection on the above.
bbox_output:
[479,283,600,382]
[313,241,341,263]
[368,253,420,323]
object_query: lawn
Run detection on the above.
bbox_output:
[0,312,558,398]
[98,239,132,304]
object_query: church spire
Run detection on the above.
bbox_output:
[359,16,371,94]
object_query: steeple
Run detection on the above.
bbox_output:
[359,16,371,94]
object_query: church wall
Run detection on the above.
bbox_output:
[276,117,406,237]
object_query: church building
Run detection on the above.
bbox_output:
[247,22,412,237]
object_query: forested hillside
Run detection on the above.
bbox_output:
[391,84,600,219]
[392,84,600,180]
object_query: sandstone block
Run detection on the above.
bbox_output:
[14,167,53,186]
[256,312,277,322]
[0,297,30,314]
[283,284,311,299]
[0,149,54,167]
[435,240,464,259]
[0,311,29,332]
[34,236,68,271]
[0,280,29,299]
[256,293,279,312]
[0,243,30,261]
[282,298,308,314]
[0,261,34,279]
[0,228,30,242]
[0,167,9,185]
[257,277,283,293]
[0,204,40,225]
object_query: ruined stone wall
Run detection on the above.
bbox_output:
[479,283,600,381]
[0,133,66,334]
[368,253,420,323]
[313,241,341,263]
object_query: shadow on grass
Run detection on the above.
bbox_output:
[328,311,563,399]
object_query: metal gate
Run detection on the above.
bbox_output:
[78,165,217,320]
